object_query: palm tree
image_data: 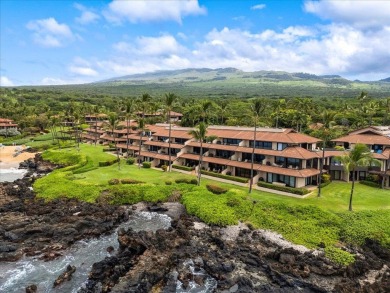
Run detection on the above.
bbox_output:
[200,100,212,123]
[188,122,208,186]
[336,143,381,211]
[272,98,286,128]
[137,118,145,169]
[93,105,99,146]
[218,100,229,125]
[124,99,134,155]
[107,113,120,170]
[139,93,152,119]
[249,99,267,193]
[317,127,331,197]
[164,92,177,172]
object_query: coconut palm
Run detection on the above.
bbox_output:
[164,92,177,172]
[272,98,286,128]
[139,93,152,119]
[316,127,331,197]
[200,100,213,123]
[93,105,100,146]
[249,99,267,193]
[218,100,229,125]
[107,113,120,170]
[137,118,145,169]
[188,122,208,186]
[124,99,134,155]
[336,143,381,211]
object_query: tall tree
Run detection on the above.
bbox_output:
[249,99,267,193]
[218,100,229,125]
[188,122,208,186]
[164,92,177,172]
[316,127,331,197]
[107,113,120,170]
[272,98,286,128]
[200,100,213,123]
[137,118,145,169]
[336,144,381,211]
[124,99,134,155]
[93,105,100,146]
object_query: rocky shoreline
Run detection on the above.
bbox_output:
[0,155,128,262]
[0,155,389,292]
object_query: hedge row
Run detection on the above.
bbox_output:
[257,181,310,195]
[206,184,228,194]
[175,178,198,185]
[103,148,116,152]
[99,158,119,167]
[201,170,249,183]
[108,178,145,185]
[359,180,381,188]
[172,164,193,171]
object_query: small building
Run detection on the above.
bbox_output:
[0,118,18,131]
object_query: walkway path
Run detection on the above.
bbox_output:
[169,167,313,199]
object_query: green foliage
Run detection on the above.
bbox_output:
[121,178,145,184]
[99,158,119,167]
[108,178,120,185]
[161,165,168,172]
[175,178,198,185]
[103,148,116,152]
[142,161,151,168]
[42,149,84,166]
[322,174,331,182]
[338,210,390,248]
[258,181,310,195]
[206,184,228,194]
[126,157,135,165]
[165,180,173,185]
[359,181,381,188]
[324,247,355,266]
[319,181,331,188]
[201,170,249,183]
[172,164,193,171]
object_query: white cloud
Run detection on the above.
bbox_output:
[0,76,14,86]
[68,57,98,76]
[113,35,185,56]
[40,77,88,85]
[74,3,100,24]
[304,0,390,29]
[26,18,74,47]
[251,4,266,10]
[104,0,206,24]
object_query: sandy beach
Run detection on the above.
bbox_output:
[0,146,37,169]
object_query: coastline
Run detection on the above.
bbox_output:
[0,146,37,182]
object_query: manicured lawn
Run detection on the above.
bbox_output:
[304,182,390,211]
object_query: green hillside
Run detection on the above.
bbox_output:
[18,68,390,98]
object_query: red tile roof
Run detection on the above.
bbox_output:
[332,134,390,146]
[143,140,184,149]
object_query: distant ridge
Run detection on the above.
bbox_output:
[96,68,352,84]
[380,77,390,82]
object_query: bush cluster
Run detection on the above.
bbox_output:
[206,184,228,194]
[142,161,151,168]
[121,178,144,184]
[175,178,198,185]
[108,178,120,185]
[201,170,249,183]
[257,181,310,195]
[99,158,119,167]
[102,148,116,152]
[172,164,193,171]
[359,180,381,188]
[126,158,135,165]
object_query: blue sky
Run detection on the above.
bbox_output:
[1,0,390,86]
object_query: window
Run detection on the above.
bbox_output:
[277,143,288,151]
[216,150,233,158]
[236,168,252,178]
[193,147,208,155]
[275,156,285,166]
[287,158,300,168]
[242,153,265,163]
[149,146,159,152]
[249,141,272,149]
[267,173,296,187]
[175,138,187,144]
[222,138,241,145]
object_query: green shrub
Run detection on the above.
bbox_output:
[172,164,193,171]
[142,162,151,168]
[108,178,120,185]
[324,246,355,266]
[161,165,168,172]
[126,157,135,165]
[175,178,198,185]
[319,181,331,188]
[206,184,228,194]
[322,174,331,182]
[226,197,243,207]
[99,158,119,167]
[165,180,173,185]
[359,180,381,188]
[121,178,144,184]
[257,181,310,195]
[102,148,116,152]
[201,170,249,183]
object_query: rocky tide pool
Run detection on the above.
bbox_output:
[0,212,171,293]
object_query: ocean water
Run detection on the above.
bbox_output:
[0,167,27,183]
